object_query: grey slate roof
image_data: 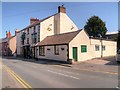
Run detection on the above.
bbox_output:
[36,30,82,46]
[18,13,58,33]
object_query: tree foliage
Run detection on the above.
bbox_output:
[84,16,107,37]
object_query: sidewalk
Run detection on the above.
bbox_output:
[71,58,118,74]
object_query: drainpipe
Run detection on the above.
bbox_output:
[99,34,103,58]
[100,38,103,58]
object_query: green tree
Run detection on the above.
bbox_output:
[84,16,107,37]
[117,30,120,49]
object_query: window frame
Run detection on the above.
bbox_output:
[39,46,45,56]
[81,45,87,53]
[54,45,59,55]
[27,38,29,44]
[102,45,106,51]
[27,29,29,34]
[95,45,100,51]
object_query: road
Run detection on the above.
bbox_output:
[1,59,22,88]
[2,57,118,88]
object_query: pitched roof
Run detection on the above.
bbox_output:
[89,36,116,41]
[8,35,16,40]
[18,13,58,33]
[36,30,82,46]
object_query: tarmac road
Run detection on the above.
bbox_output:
[2,58,118,88]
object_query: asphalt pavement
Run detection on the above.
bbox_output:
[2,57,118,88]
[1,58,23,88]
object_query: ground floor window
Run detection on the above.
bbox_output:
[102,45,106,51]
[54,45,59,55]
[39,46,45,56]
[95,45,100,51]
[81,45,87,53]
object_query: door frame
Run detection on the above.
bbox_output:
[72,47,78,61]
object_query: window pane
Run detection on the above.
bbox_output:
[102,45,105,51]
[81,45,87,53]
[39,46,45,56]
[95,45,99,51]
[54,45,59,55]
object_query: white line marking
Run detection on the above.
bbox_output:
[47,70,80,80]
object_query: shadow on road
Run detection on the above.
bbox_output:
[2,56,72,67]
[2,56,119,67]
[101,56,120,66]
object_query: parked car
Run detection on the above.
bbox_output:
[116,49,120,62]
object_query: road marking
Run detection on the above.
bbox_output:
[53,64,118,75]
[3,64,33,90]
[73,67,118,75]
[47,70,80,80]
[2,67,23,88]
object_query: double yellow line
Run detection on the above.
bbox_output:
[3,64,33,90]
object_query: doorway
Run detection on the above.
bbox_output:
[72,47,78,61]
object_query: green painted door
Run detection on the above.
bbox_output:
[73,47,77,61]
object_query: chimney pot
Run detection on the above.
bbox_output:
[30,18,39,25]
[58,5,66,13]
[6,31,11,38]
[15,28,19,35]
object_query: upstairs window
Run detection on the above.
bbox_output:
[27,38,29,44]
[38,25,40,31]
[31,32,37,44]
[38,33,40,42]
[38,25,40,42]
[27,29,29,34]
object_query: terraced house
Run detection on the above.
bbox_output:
[16,6,117,62]
[0,31,16,56]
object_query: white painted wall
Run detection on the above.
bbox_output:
[37,45,68,61]
[40,16,54,41]
[90,39,117,57]
[16,31,22,55]
[40,12,79,41]
[101,40,117,57]
[59,13,78,34]
[69,30,117,62]
[53,13,78,35]
[69,30,92,62]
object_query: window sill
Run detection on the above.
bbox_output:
[55,54,59,55]
[39,55,45,56]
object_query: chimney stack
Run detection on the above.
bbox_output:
[6,31,11,38]
[58,5,66,13]
[30,18,39,25]
[15,28,19,35]
[6,31,7,38]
